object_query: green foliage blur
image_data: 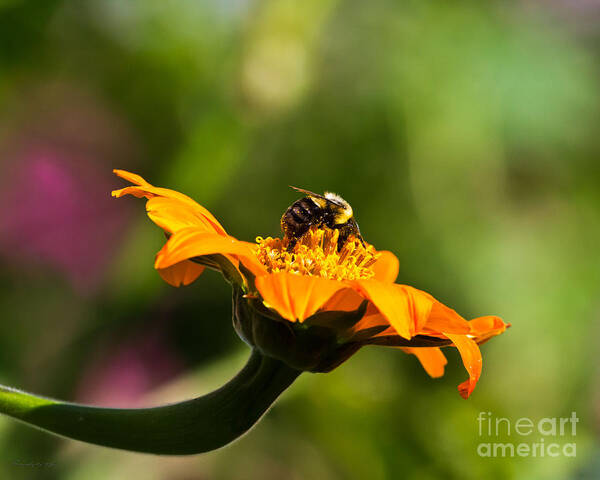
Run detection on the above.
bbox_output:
[0,1,598,479]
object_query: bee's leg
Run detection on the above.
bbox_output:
[357,234,366,248]
[336,229,349,251]
[284,219,313,252]
[286,237,298,252]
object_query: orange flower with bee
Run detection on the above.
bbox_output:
[113,170,509,398]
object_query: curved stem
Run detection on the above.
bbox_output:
[0,349,301,455]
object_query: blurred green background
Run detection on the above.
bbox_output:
[0,0,599,479]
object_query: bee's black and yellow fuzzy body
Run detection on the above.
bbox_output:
[281,187,364,251]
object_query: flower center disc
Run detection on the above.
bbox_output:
[255,226,380,281]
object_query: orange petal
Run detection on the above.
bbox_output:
[254,272,347,322]
[420,301,471,335]
[146,197,221,234]
[112,170,199,206]
[112,170,227,235]
[469,316,508,344]
[351,313,391,334]
[158,260,205,287]
[112,185,153,199]
[372,251,400,283]
[444,333,482,399]
[403,347,448,378]
[322,287,365,312]
[113,169,150,186]
[352,280,434,339]
[155,227,266,277]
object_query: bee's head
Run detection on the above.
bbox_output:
[324,191,353,224]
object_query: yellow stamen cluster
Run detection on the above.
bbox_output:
[254,227,380,281]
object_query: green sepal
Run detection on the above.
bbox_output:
[191,254,244,286]
[232,290,368,373]
[237,262,257,293]
[347,325,389,343]
[303,300,368,332]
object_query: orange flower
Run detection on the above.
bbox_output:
[112,170,509,398]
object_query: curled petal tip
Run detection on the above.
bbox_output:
[458,380,475,399]
[112,169,151,187]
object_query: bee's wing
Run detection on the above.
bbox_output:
[289,186,327,201]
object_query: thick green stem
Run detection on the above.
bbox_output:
[0,349,301,455]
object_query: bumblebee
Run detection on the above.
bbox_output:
[281,187,364,251]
